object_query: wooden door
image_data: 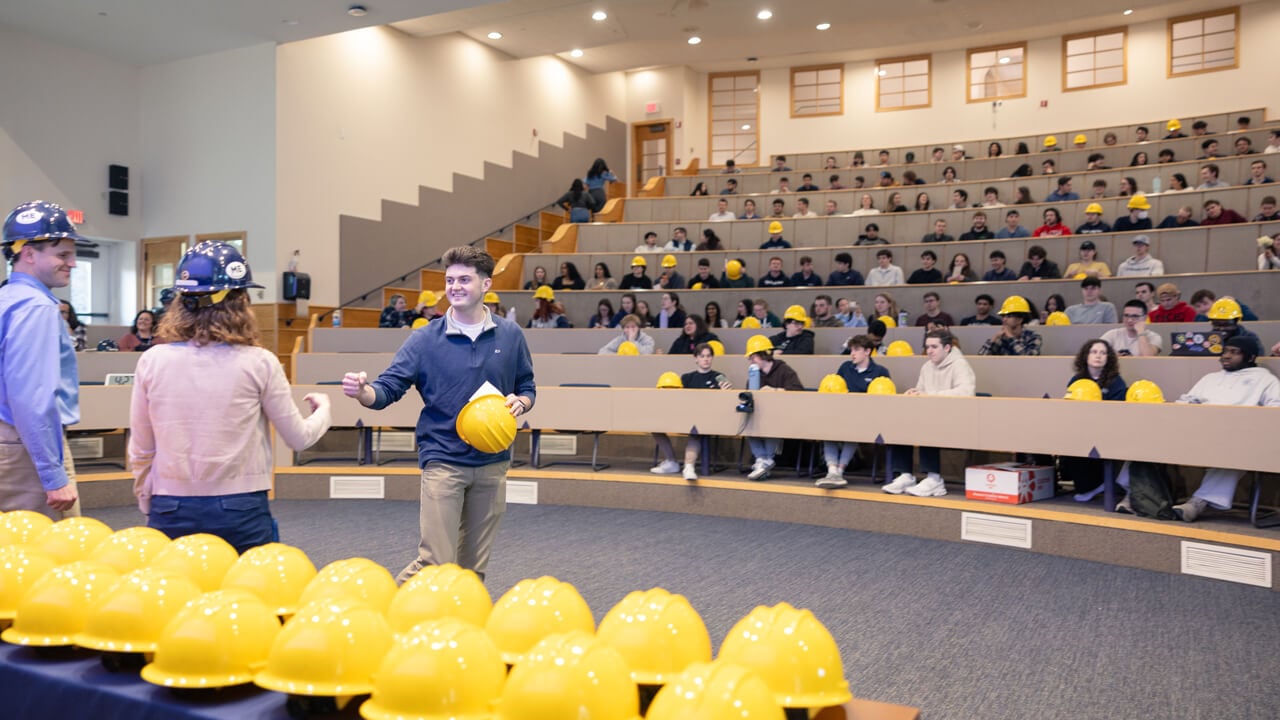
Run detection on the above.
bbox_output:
[632,120,673,186]
[140,235,188,311]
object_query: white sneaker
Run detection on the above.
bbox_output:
[650,460,680,475]
[815,468,847,489]
[906,473,947,497]
[682,463,698,481]
[1173,496,1208,523]
[883,473,917,494]
[747,459,774,481]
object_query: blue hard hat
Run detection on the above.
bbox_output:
[158,287,177,306]
[174,241,263,294]
[97,339,119,352]
[3,201,92,255]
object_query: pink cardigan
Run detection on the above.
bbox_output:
[129,342,330,512]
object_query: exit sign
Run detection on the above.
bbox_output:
[645,101,660,114]
[67,209,85,224]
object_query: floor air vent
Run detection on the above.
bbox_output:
[506,480,538,505]
[1181,541,1271,588]
[329,475,385,499]
[538,435,578,455]
[961,512,1032,549]
[67,437,104,460]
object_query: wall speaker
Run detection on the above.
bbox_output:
[108,190,128,216]
[108,164,129,191]
[283,271,311,301]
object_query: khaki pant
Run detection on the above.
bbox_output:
[397,460,509,584]
[0,420,81,520]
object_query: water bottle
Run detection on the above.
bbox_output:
[1151,176,1162,194]
[747,364,761,390]
[897,310,909,327]
[332,309,342,328]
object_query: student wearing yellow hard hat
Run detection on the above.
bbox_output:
[618,255,653,290]
[651,344,732,481]
[743,336,806,482]
[415,289,443,323]
[380,293,416,328]
[816,334,894,489]
[978,296,1042,356]
[1075,203,1112,235]
[768,305,815,355]
[598,314,654,355]
[526,286,571,329]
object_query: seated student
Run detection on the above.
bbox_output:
[1086,153,1108,170]
[1261,236,1280,271]
[1065,276,1118,324]
[958,211,995,241]
[379,295,416,328]
[668,314,718,356]
[791,256,824,286]
[587,299,615,329]
[960,294,1002,326]
[750,299,782,328]
[655,256,686,290]
[743,336,806,481]
[1113,194,1153,232]
[610,293,639,326]
[651,343,733,481]
[1033,207,1072,237]
[618,256,654,290]
[1134,281,1158,313]
[772,156,791,172]
[635,231,663,254]
[828,252,865,286]
[979,296,1041,355]
[810,295,842,327]
[588,262,617,290]
[882,330,977,498]
[1115,235,1164,276]
[771,176,790,194]
[1244,159,1273,185]
[907,250,944,284]
[758,256,791,287]
[598,313,655,354]
[760,221,792,249]
[914,291,955,326]
[551,261,586,291]
[526,288,572,328]
[1045,176,1079,202]
[1157,205,1199,229]
[769,198,786,217]
[720,258,754,288]
[722,159,740,174]
[769,306,815,355]
[1090,179,1109,198]
[1017,245,1062,281]
[690,257,720,288]
[708,198,735,222]
[1148,283,1197,323]
[665,227,694,252]
[1075,204,1112,235]
[1064,240,1112,278]
[1200,198,1247,225]
[1166,172,1193,193]
[719,178,739,195]
[1163,118,1186,139]
[690,182,710,196]
[817,335,893,489]
[1101,300,1163,356]
[654,291,687,329]
[856,223,889,246]
[921,219,954,243]
[850,193,880,216]
[866,248,904,286]
[945,252,977,283]
[1253,195,1280,222]
[796,174,821,192]
[995,209,1030,238]
[1189,289,1258,322]
[982,250,1017,282]
[1157,148,1177,163]
[835,298,867,328]
[886,191,908,212]
[1060,339,1128,502]
[949,188,970,209]
[119,309,160,350]
[696,227,724,251]
[1168,337,1280,523]
[981,186,1004,207]
[792,198,818,218]
[738,199,762,220]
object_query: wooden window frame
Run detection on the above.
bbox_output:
[707,70,761,168]
[874,54,931,113]
[1062,27,1128,92]
[1167,6,1239,78]
[790,63,844,118]
[966,42,1027,103]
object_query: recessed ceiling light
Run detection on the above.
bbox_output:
[757,10,773,20]
[1123,9,1133,15]
[816,22,831,31]
[570,48,584,58]
[347,5,367,17]
[998,56,1011,64]
[487,31,502,39]
[687,36,702,45]
[592,11,607,21]
[877,69,887,76]
[741,124,752,130]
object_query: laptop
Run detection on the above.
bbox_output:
[1168,331,1224,357]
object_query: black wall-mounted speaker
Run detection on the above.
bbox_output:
[108,190,128,216]
[283,271,311,301]
[108,164,129,191]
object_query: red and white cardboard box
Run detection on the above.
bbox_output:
[965,463,1055,504]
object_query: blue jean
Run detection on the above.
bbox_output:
[890,446,941,476]
[148,490,277,554]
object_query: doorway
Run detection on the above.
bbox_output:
[632,120,673,187]
[139,235,188,312]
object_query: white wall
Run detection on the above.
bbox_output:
[276,28,627,305]
[139,43,277,301]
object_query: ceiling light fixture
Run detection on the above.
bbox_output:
[816,22,831,31]
[570,48,584,58]
[347,4,367,17]
[1123,9,1133,15]
[487,31,502,39]
[687,36,702,45]
[877,69,887,76]
[757,10,773,20]
[592,11,607,21]
[741,124,752,130]
[998,56,1010,64]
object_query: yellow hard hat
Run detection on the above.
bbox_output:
[1073,134,1088,145]
[782,304,809,324]
[1066,378,1103,401]
[630,255,648,267]
[1127,193,1151,210]
[297,557,397,615]
[739,316,761,329]
[617,340,640,356]
[75,568,203,654]
[30,516,113,565]
[725,259,744,280]
[88,526,172,574]
[744,334,774,356]
[1125,379,1166,403]
[386,563,493,635]
[484,576,595,665]
[1073,273,1089,280]
[220,542,318,617]
[656,371,682,389]
[998,295,1031,315]
[885,340,914,356]
[418,290,439,307]
[647,662,785,720]
[0,546,59,621]
[817,374,849,394]
[411,317,429,329]
[254,598,394,697]
[877,314,897,329]
[1085,203,1103,215]
[141,589,282,689]
[867,377,898,395]
[456,394,518,454]
[484,291,501,304]
[690,282,704,290]
[1043,136,1057,147]
[717,603,852,709]
[595,587,713,685]
[498,631,640,720]
[148,533,239,592]
[0,561,121,647]
[361,617,507,720]
[702,340,723,357]
[1045,311,1071,326]
[767,221,784,235]
[1167,118,1182,132]
[0,510,54,547]
[1206,297,1242,320]
[662,254,678,268]
[533,285,555,302]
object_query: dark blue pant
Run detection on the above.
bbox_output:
[890,446,941,475]
[148,491,278,554]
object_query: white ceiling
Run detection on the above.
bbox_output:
[0,0,1249,72]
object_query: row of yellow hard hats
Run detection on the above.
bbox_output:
[1065,378,1165,403]
[1042,134,1093,148]
[627,254,681,269]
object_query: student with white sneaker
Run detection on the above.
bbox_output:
[817,335,893,489]
[882,330,976,497]
[651,343,733,481]
[744,335,805,481]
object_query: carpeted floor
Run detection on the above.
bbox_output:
[90,500,1280,720]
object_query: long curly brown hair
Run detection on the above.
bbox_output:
[156,289,260,347]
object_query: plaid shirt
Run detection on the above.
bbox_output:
[979,328,1042,356]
